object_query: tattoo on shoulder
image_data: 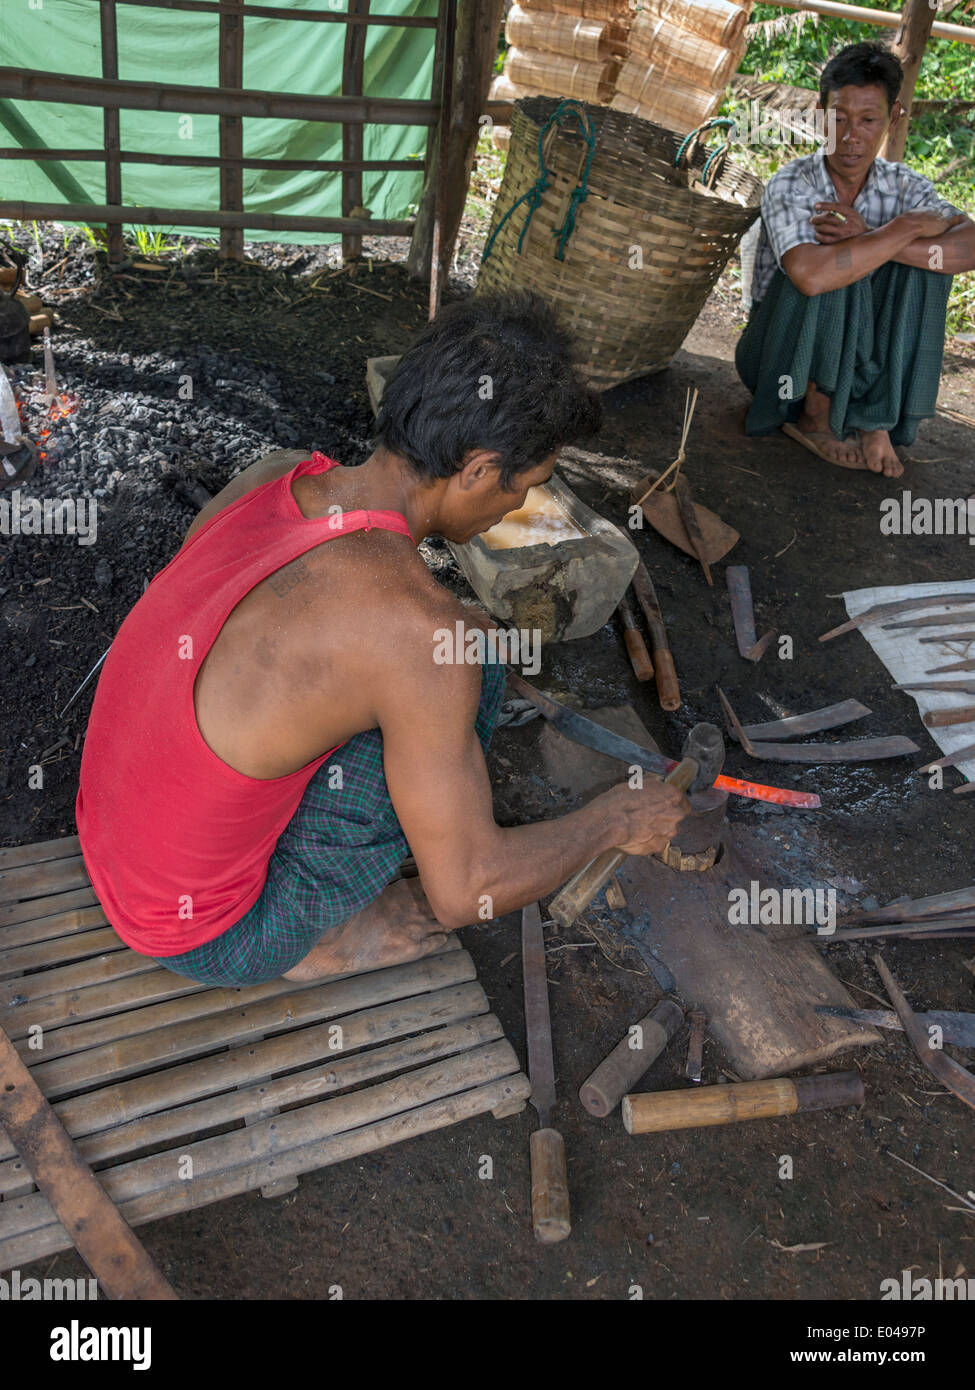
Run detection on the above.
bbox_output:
[835,246,853,269]
[268,556,310,597]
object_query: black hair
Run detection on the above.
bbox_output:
[820,41,903,113]
[373,290,602,490]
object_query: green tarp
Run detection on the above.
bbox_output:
[0,0,437,243]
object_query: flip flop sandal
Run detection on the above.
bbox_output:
[781,422,869,472]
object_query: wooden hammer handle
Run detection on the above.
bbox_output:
[548,756,698,930]
[530,1128,571,1243]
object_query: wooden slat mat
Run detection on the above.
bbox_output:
[0,836,529,1270]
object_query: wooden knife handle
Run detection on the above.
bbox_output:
[530,1127,571,1243]
[623,628,654,681]
[651,645,681,711]
[924,705,975,728]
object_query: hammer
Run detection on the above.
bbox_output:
[548,722,725,930]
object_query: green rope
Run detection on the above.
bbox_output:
[481,99,597,265]
[673,117,737,184]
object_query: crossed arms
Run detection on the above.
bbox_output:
[782,204,975,297]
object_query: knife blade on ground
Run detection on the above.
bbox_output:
[506,673,821,809]
[815,1005,975,1048]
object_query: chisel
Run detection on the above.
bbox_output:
[522,901,570,1244]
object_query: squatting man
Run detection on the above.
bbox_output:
[737,41,975,478]
[77,294,688,986]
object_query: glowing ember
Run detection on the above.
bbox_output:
[48,390,80,421]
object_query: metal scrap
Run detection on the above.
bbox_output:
[740,699,871,741]
[873,953,975,1113]
[815,1005,975,1049]
[717,688,918,763]
[819,594,975,642]
[726,566,774,662]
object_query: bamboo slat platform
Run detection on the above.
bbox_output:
[0,835,530,1271]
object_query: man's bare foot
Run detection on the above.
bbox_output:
[858,427,904,478]
[283,876,450,982]
[787,380,867,469]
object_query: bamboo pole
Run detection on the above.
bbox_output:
[766,0,975,47]
[342,0,370,263]
[0,200,411,236]
[429,0,457,318]
[408,0,506,284]
[119,0,436,26]
[99,0,124,263]
[884,0,939,162]
[0,149,426,173]
[0,69,440,124]
[219,0,245,260]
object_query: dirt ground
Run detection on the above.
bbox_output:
[3,227,975,1305]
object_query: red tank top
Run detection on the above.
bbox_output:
[75,452,414,957]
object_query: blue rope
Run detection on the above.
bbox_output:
[481,99,598,265]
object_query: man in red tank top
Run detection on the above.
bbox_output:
[77,292,688,987]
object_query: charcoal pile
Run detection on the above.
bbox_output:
[0,221,466,844]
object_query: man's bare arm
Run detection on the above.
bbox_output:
[377,635,687,927]
[782,211,963,296]
[891,216,975,273]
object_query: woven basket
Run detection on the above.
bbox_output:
[638,0,750,48]
[477,97,762,390]
[629,12,745,89]
[522,0,632,19]
[506,5,624,62]
[506,46,618,105]
[615,56,722,129]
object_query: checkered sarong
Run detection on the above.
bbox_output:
[735,263,952,446]
[158,658,507,986]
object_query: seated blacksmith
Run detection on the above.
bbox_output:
[76,293,688,987]
[736,41,975,478]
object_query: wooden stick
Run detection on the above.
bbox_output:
[631,559,680,711]
[99,0,124,263]
[768,0,975,47]
[341,0,370,264]
[0,1021,178,1298]
[0,200,411,237]
[0,149,427,173]
[118,0,437,27]
[218,0,245,261]
[622,1071,864,1135]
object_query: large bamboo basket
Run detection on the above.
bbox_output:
[506,5,625,62]
[522,0,632,19]
[629,11,745,89]
[637,0,750,48]
[506,46,618,105]
[477,97,762,390]
[614,56,722,129]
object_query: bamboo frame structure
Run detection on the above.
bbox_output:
[0,0,456,266]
